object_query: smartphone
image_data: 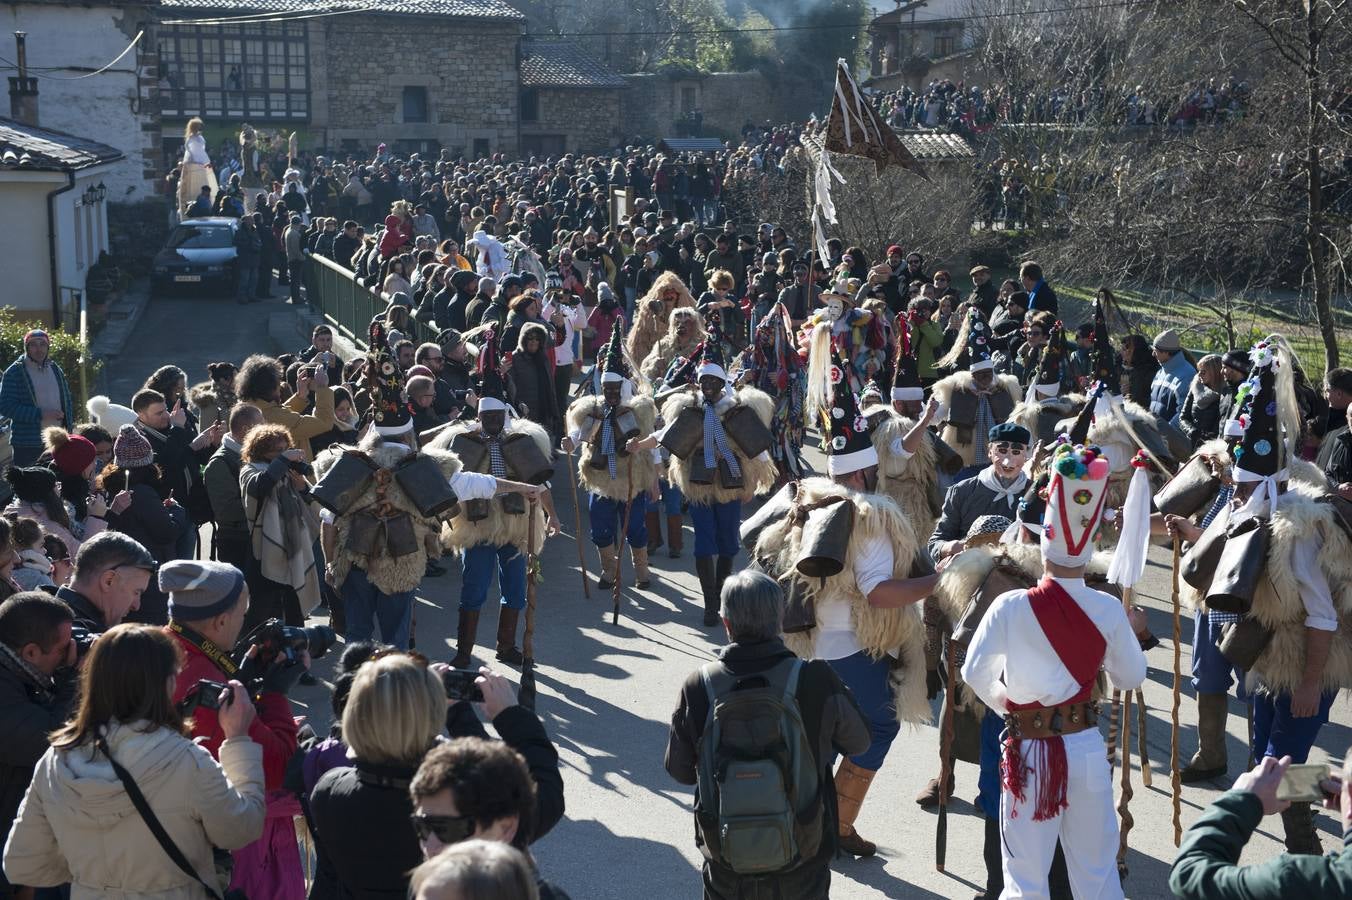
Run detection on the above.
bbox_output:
[1277,763,1333,803]
[440,668,485,703]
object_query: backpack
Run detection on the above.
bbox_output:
[694,656,823,876]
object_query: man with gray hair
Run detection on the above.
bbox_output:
[56,531,157,632]
[664,570,870,899]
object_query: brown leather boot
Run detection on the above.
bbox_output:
[914,772,956,808]
[495,607,523,665]
[1281,801,1322,855]
[597,544,618,590]
[1179,692,1229,783]
[834,760,878,857]
[696,556,720,626]
[645,509,663,553]
[450,609,479,669]
[632,547,651,589]
[666,515,684,558]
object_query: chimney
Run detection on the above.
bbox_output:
[8,32,39,126]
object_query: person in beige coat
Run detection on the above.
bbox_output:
[3,624,265,899]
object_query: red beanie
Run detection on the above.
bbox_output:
[45,429,97,476]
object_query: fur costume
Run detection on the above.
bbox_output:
[566,393,658,500]
[862,403,942,539]
[188,382,234,430]
[1234,483,1352,694]
[429,419,550,554]
[661,387,779,505]
[628,272,696,368]
[931,370,1022,467]
[313,432,462,596]
[749,477,930,725]
[641,327,705,383]
[1009,394,1081,447]
[932,541,1116,711]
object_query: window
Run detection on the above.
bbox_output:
[158,21,310,121]
[520,88,539,123]
[473,138,489,159]
[934,34,956,57]
[402,86,428,123]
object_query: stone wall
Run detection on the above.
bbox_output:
[524,87,623,156]
[2,2,161,198]
[621,71,786,143]
[316,15,523,156]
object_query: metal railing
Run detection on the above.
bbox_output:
[304,254,439,350]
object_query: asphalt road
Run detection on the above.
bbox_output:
[104,290,1352,899]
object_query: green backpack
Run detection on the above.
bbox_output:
[695,656,823,875]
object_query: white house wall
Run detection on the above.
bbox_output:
[2,3,156,199]
[0,172,63,322]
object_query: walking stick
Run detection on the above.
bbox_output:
[1136,689,1152,789]
[1171,535,1184,846]
[1117,676,1134,880]
[612,453,634,626]
[566,446,591,599]
[935,640,958,873]
[1107,690,1121,772]
[519,497,540,712]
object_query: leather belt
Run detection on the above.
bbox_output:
[1004,701,1099,739]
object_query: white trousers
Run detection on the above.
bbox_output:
[1000,728,1123,899]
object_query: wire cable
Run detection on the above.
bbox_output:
[0,30,143,80]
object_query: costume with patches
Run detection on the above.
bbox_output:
[566,319,658,584]
[961,441,1147,900]
[732,302,806,480]
[660,327,778,622]
[931,309,1022,470]
[429,328,552,667]
[796,282,887,397]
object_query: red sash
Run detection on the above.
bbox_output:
[1002,578,1108,821]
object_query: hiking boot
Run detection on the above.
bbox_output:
[632,547,651,589]
[1281,801,1322,855]
[645,510,663,553]
[597,544,618,590]
[495,607,524,665]
[696,556,720,626]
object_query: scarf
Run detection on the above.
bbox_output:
[973,395,996,461]
[703,401,742,478]
[487,433,507,478]
[243,462,322,615]
[0,640,55,703]
[977,466,1028,510]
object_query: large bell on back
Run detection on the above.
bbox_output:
[311,451,377,515]
[1153,453,1221,518]
[500,433,554,484]
[794,497,856,579]
[740,481,798,558]
[722,403,774,459]
[660,405,705,460]
[393,454,460,518]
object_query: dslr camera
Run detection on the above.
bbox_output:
[238,618,337,669]
[176,678,234,716]
[69,625,98,664]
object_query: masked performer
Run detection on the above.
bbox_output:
[798,281,888,397]
[732,301,806,481]
[931,308,1022,477]
[629,271,697,372]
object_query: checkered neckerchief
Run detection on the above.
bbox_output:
[487,434,507,478]
[599,406,618,478]
[703,402,742,479]
[1200,483,1239,626]
[973,394,995,461]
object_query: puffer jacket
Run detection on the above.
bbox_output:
[1179,377,1223,447]
[4,721,266,899]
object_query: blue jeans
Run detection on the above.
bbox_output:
[689,500,741,558]
[459,544,527,612]
[659,479,684,516]
[1191,609,1247,699]
[589,492,647,548]
[827,650,900,771]
[977,709,1003,819]
[1253,688,1336,764]
[237,262,258,300]
[341,566,414,649]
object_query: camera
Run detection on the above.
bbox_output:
[287,459,314,477]
[176,678,234,716]
[440,668,484,703]
[238,619,337,668]
[69,625,97,663]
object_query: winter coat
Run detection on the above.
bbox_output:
[0,357,72,451]
[1179,378,1223,447]
[3,722,265,899]
[1149,351,1197,427]
[3,499,103,561]
[203,438,247,543]
[136,422,213,526]
[377,216,412,259]
[308,758,423,900]
[0,659,77,895]
[509,325,560,434]
[254,388,336,464]
[105,483,178,567]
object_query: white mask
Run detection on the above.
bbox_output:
[825,297,845,323]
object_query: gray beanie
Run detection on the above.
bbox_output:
[160,560,246,621]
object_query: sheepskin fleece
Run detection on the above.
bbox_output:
[628,272,696,368]
[1010,395,1082,444]
[862,404,941,538]
[188,381,233,427]
[751,478,930,725]
[640,330,704,382]
[662,388,779,504]
[313,433,462,595]
[567,394,658,500]
[932,371,1022,466]
[429,420,551,554]
[1232,484,1352,694]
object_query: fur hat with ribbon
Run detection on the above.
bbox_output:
[892,311,924,403]
[475,328,511,416]
[364,321,412,437]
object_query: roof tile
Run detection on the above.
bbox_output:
[0,116,124,172]
[520,40,627,88]
[160,0,524,19]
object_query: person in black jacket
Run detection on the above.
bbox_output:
[131,388,221,562]
[234,214,262,304]
[1179,354,1226,448]
[411,671,568,900]
[53,531,157,633]
[0,592,79,899]
[1121,334,1159,408]
[332,221,361,269]
[665,571,869,900]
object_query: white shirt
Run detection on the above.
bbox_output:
[182,134,210,166]
[1217,503,1337,631]
[381,441,498,501]
[543,300,589,366]
[961,576,1146,714]
[812,534,894,660]
[472,230,509,281]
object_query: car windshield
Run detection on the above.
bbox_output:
[166,224,233,250]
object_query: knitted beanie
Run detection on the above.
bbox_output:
[113,424,155,469]
[160,559,246,621]
[44,428,97,477]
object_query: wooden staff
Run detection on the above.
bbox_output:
[612,452,634,626]
[1107,690,1121,772]
[1171,535,1183,846]
[566,446,591,599]
[935,640,958,873]
[1117,674,1135,879]
[519,497,540,712]
[1136,688,1152,789]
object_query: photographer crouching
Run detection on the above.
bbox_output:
[163,559,325,900]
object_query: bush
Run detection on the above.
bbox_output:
[0,308,102,395]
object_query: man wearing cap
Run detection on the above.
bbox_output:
[962,440,1147,898]
[1149,328,1197,428]
[745,339,937,857]
[969,265,997,318]
[411,202,440,241]
[0,330,72,467]
[928,422,1033,565]
[161,558,307,897]
[55,531,157,633]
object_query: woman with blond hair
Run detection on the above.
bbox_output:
[177,118,219,217]
[309,652,450,898]
[411,841,539,900]
[628,271,696,370]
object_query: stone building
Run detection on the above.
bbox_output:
[865,0,983,92]
[519,40,625,156]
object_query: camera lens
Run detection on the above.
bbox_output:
[303,624,337,659]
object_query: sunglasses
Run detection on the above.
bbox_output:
[992,443,1028,455]
[410,813,477,845]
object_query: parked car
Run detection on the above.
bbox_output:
[151,217,240,296]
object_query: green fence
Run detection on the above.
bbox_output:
[304,255,440,350]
